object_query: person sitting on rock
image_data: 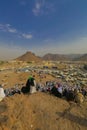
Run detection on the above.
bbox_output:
[28,75,37,94]
[0,84,6,101]
[21,75,37,94]
[74,89,84,104]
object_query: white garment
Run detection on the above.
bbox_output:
[30,80,37,94]
[57,86,63,94]
[0,88,5,101]
[30,86,37,94]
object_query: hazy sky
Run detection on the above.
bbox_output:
[0,0,87,60]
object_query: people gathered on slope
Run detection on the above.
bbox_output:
[0,76,87,104]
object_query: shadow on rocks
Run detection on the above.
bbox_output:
[0,115,8,123]
[0,103,7,113]
[56,111,87,127]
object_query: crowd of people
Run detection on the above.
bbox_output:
[0,75,87,104]
[0,75,37,101]
[37,81,87,103]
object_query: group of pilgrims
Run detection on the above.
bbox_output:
[37,80,87,103]
[0,75,87,104]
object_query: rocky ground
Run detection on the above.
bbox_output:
[0,92,87,130]
[0,62,87,130]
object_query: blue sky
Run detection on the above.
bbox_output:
[0,0,87,60]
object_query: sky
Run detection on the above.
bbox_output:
[0,0,87,60]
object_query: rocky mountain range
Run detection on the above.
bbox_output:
[15,52,87,61]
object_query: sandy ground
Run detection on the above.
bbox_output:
[0,92,87,130]
[0,62,87,130]
[0,70,56,88]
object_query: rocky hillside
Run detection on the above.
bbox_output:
[75,54,87,61]
[0,92,87,130]
[16,51,41,62]
[0,64,87,130]
[42,53,85,61]
[15,52,86,62]
[42,54,70,61]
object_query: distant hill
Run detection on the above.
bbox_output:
[16,51,41,62]
[15,51,86,62]
[74,54,87,61]
[42,54,69,61]
[42,53,82,61]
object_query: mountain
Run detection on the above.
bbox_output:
[16,51,41,62]
[42,53,70,61]
[74,54,87,61]
[15,52,86,62]
[66,54,83,59]
[42,53,82,61]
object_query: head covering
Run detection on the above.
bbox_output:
[28,76,33,79]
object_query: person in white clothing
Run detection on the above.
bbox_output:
[0,85,5,101]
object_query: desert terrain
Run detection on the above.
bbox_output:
[0,0,87,129]
[0,59,87,130]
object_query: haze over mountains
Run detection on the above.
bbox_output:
[43,53,87,61]
[15,51,87,62]
[74,54,87,61]
[42,53,83,61]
